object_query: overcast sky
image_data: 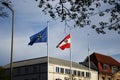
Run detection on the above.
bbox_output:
[0,0,120,66]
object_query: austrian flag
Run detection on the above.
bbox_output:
[56,34,71,50]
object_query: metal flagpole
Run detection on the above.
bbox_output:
[70,34,72,80]
[47,21,49,60]
[88,33,91,80]
[47,21,49,80]
[70,45,72,80]
[64,20,72,80]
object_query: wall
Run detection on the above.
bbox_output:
[48,63,98,80]
[11,63,47,80]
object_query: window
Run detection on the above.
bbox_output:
[86,72,91,78]
[78,71,81,76]
[17,68,21,75]
[56,67,59,73]
[33,66,37,73]
[25,67,29,74]
[81,72,84,77]
[40,63,47,72]
[60,68,64,73]
[112,66,118,73]
[65,69,70,74]
[73,70,77,75]
[103,64,108,70]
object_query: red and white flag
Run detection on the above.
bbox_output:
[56,34,71,50]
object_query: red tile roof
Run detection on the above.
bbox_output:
[92,52,120,66]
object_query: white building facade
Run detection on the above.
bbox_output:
[48,57,98,80]
[4,56,98,80]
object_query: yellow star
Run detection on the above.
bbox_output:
[37,34,42,40]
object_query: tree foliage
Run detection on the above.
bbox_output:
[0,0,11,18]
[35,0,120,34]
[0,0,120,34]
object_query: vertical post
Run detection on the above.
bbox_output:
[88,34,91,80]
[10,8,14,80]
[2,2,14,80]
[47,21,49,80]
[70,34,72,80]
[47,21,49,60]
[70,46,72,80]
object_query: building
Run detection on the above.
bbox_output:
[4,56,98,80]
[83,52,120,80]
[112,71,120,80]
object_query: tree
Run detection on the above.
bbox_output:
[0,66,10,80]
[1,0,120,34]
[35,0,120,34]
[0,0,11,18]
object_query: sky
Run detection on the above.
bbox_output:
[0,0,120,66]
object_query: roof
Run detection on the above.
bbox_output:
[91,52,120,66]
[49,57,89,70]
[4,56,90,70]
[80,61,98,70]
[4,56,47,68]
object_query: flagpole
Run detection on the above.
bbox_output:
[70,34,72,80]
[70,46,72,80]
[88,33,91,80]
[47,21,49,58]
[47,21,49,80]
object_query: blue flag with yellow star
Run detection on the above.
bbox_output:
[28,27,47,46]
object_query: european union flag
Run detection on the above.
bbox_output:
[28,27,47,46]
